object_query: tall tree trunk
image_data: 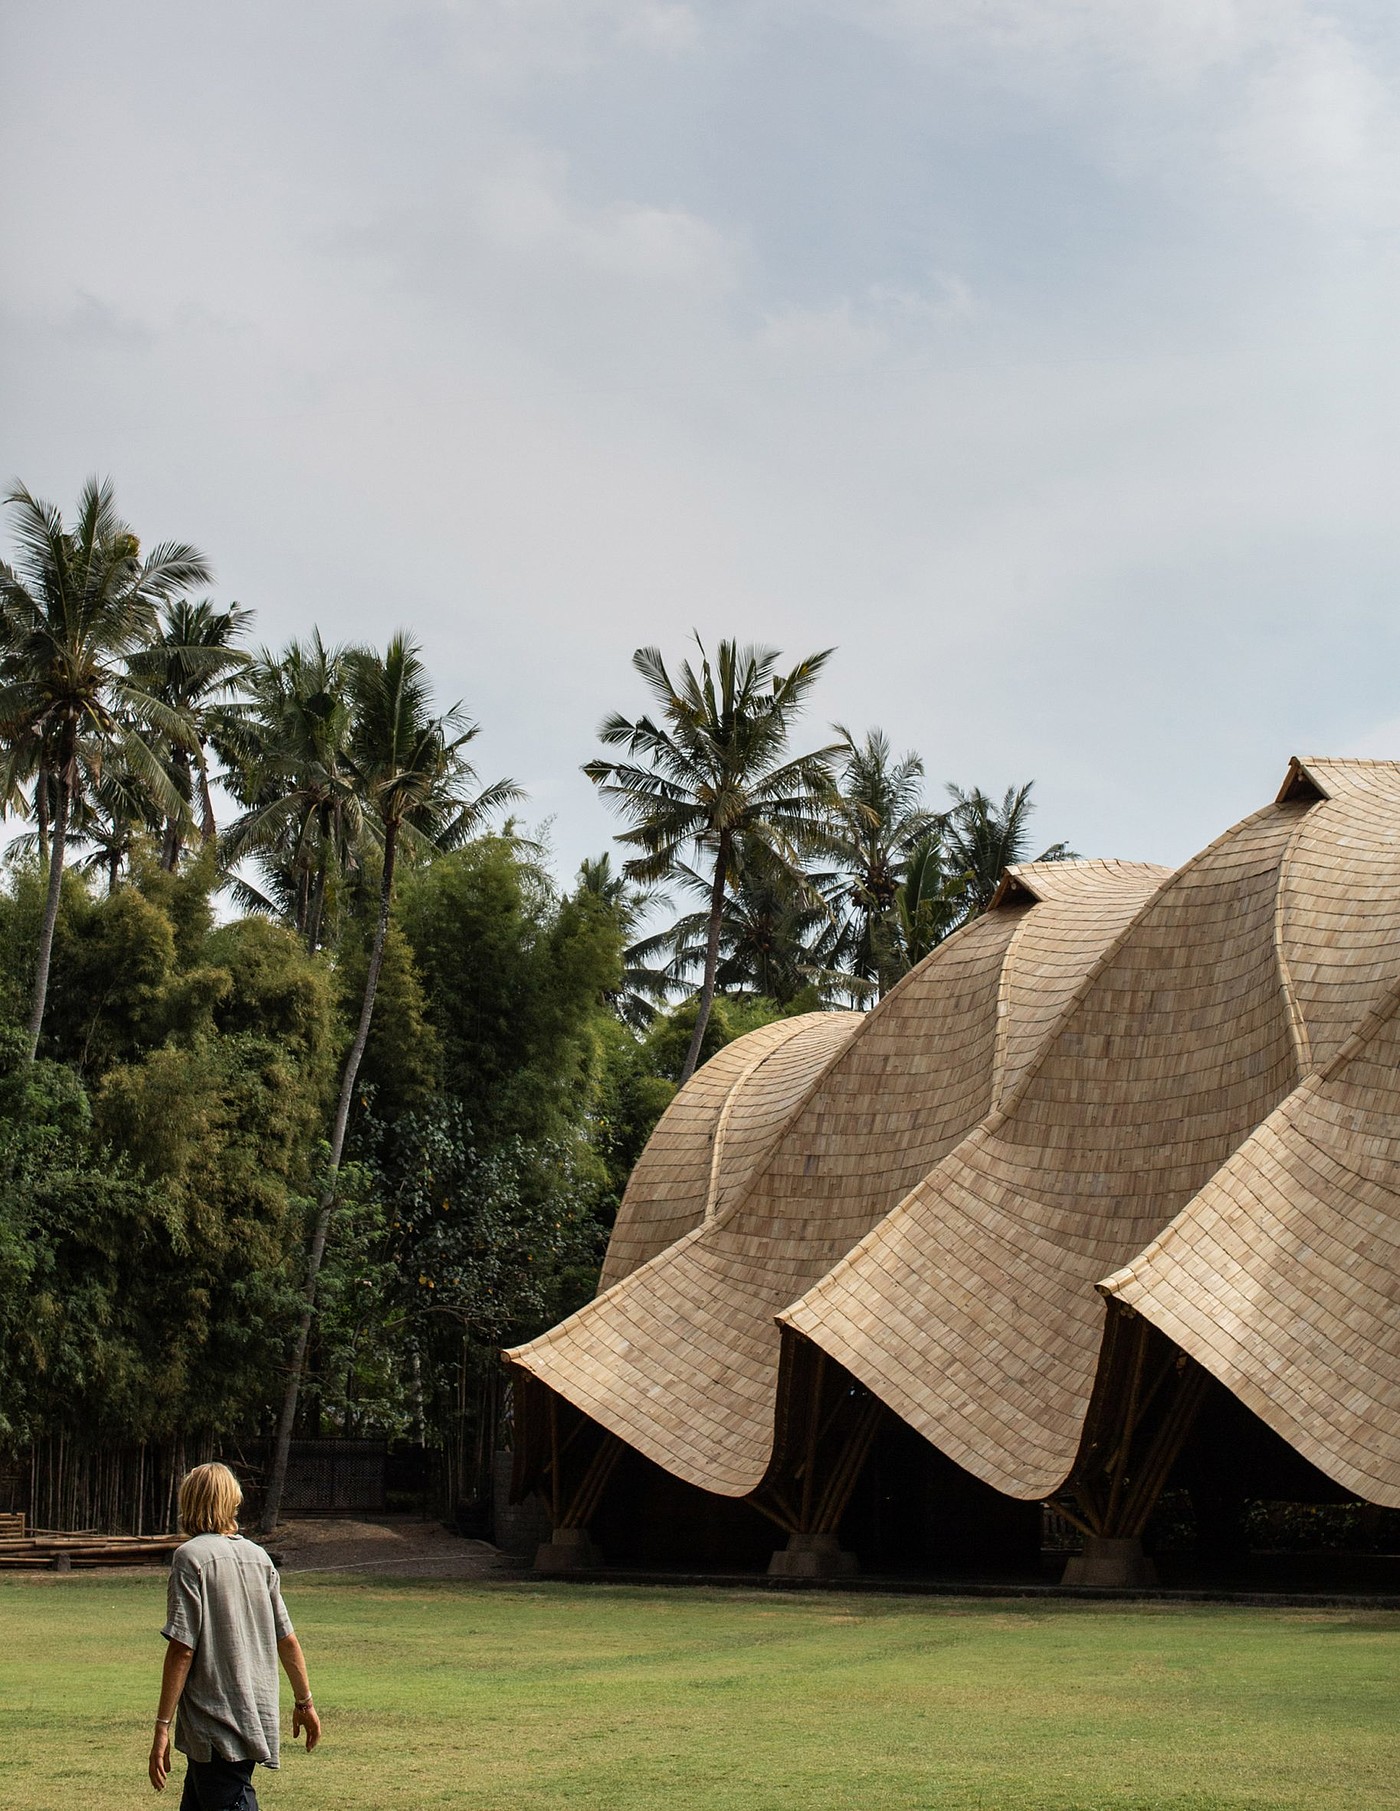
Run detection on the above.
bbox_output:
[261,823,398,1532]
[27,740,72,1061]
[35,767,50,866]
[196,742,218,844]
[307,862,327,954]
[163,748,191,870]
[678,830,729,1086]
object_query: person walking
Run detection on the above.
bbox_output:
[148,1462,321,1808]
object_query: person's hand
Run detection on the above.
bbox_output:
[149,1724,172,1792]
[292,1701,321,1752]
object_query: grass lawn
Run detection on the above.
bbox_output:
[2,1575,1397,1811]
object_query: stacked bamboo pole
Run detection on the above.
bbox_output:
[0,1529,183,1570]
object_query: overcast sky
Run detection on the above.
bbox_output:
[5,1,1400,879]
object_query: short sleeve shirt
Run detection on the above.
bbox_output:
[162,1533,294,1767]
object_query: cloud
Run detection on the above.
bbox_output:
[3,1,1400,882]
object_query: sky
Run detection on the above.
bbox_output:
[4,0,1400,879]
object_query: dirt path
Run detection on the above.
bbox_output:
[268,1514,513,1579]
[1,1515,515,1582]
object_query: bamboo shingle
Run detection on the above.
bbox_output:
[510,757,1400,1524]
[598,1013,863,1290]
[781,802,1306,1498]
[784,759,1400,1503]
[1101,760,1400,1506]
[506,860,1167,1496]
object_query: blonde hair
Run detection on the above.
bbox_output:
[178,1462,243,1536]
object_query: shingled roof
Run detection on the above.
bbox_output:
[507,759,1400,1517]
[507,858,1168,1495]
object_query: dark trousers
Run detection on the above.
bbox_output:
[179,1754,258,1811]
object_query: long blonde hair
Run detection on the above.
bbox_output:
[178,1462,243,1536]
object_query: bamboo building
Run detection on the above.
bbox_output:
[505,759,1400,1584]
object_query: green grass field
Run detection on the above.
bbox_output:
[2,1574,1397,1811]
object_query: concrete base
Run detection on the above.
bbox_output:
[768,1533,860,1578]
[534,1526,602,1573]
[1061,1535,1159,1588]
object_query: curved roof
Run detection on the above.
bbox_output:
[1101,761,1400,1507]
[782,801,1306,1497]
[599,1012,863,1291]
[784,759,1400,1503]
[507,859,1168,1495]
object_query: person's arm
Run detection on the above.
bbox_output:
[277,1633,321,1751]
[149,1641,194,1792]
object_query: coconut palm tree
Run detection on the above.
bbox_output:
[261,633,520,1532]
[646,837,855,1008]
[940,782,1074,915]
[0,479,211,1056]
[216,633,361,950]
[72,755,165,893]
[577,852,671,1030]
[585,638,840,1084]
[126,597,254,868]
[823,726,937,996]
[889,832,969,971]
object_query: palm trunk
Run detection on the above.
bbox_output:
[196,743,218,845]
[261,823,398,1533]
[163,749,191,870]
[678,831,729,1086]
[27,740,73,1061]
[307,862,327,954]
[35,768,50,866]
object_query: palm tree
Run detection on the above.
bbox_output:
[643,838,854,1009]
[577,853,671,1030]
[72,756,165,894]
[216,634,361,950]
[0,479,211,1057]
[126,597,254,868]
[585,639,840,1085]
[261,634,520,1532]
[940,782,1074,915]
[824,727,937,996]
[889,832,969,972]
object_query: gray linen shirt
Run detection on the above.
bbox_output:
[161,1533,294,1767]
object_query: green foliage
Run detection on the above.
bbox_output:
[641,993,787,1084]
[941,781,1075,914]
[590,1016,677,1205]
[0,862,339,1447]
[203,916,339,1064]
[338,918,442,1122]
[377,1103,608,1350]
[398,837,622,1148]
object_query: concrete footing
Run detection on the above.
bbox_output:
[1061,1535,1159,1588]
[768,1532,860,1578]
[533,1526,602,1573]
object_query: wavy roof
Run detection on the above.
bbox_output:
[784,759,1400,1503]
[510,759,1400,1520]
[1101,760,1400,1508]
[507,858,1168,1495]
[599,1012,864,1291]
